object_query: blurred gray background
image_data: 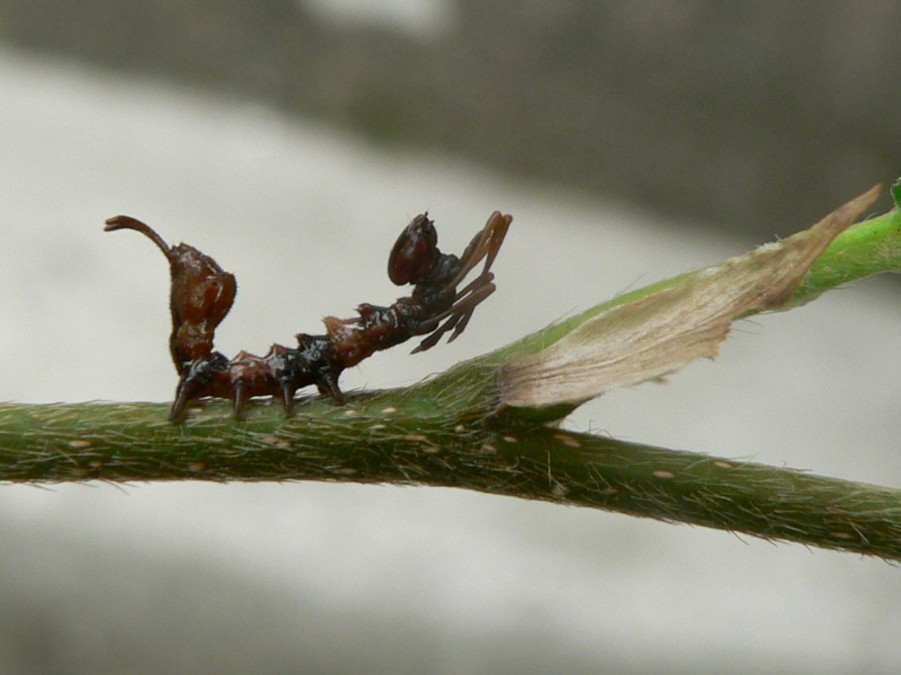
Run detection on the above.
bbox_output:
[0,1,899,673]
[2,0,900,240]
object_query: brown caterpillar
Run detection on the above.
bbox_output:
[105,211,511,420]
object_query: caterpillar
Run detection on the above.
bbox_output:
[105,210,511,420]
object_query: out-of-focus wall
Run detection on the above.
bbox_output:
[0,0,897,238]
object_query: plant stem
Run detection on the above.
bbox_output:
[2,400,900,560]
[1,192,899,559]
[789,206,901,304]
[493,194,901,362]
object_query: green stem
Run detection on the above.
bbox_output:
[2,400,899,560]
[789,206,901,304]
[2,195,900,559]
[491,199,901,362]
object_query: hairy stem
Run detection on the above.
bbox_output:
[1,399,899,560]
[2,191,900,560]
